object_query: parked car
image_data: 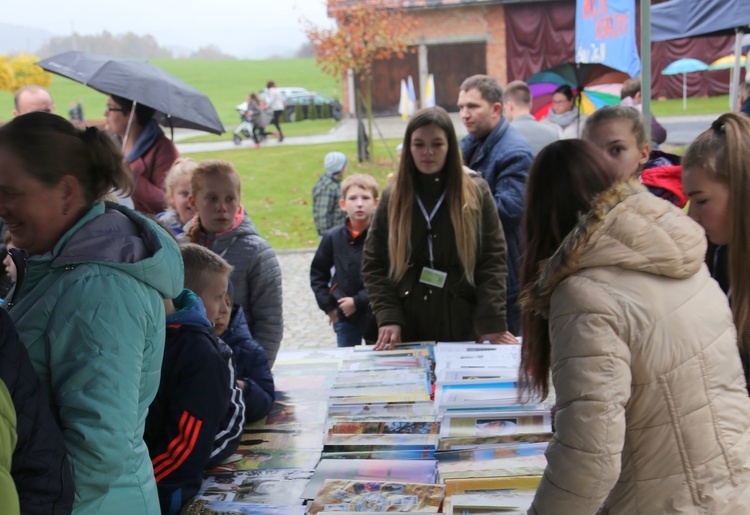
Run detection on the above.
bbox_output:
[257,87,310,105]
[284,92,343,121]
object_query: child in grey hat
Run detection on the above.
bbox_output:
[312,151,348,237]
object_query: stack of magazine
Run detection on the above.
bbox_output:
[433,342,553,513]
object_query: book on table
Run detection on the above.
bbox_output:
[306,479,444,514]
[302,458,439,500]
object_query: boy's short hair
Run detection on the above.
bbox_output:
[181,243,234,295]
[503,80,532,107]
[621,78,641,100]
[341,173,379,199]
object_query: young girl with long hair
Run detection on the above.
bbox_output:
[184,160,283,366]
[583,105,687,207]
[519,139,750,514]
[362,106,512,348]
[682,112,750,390]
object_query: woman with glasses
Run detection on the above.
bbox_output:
[104,95,180,216]
[540,84,588,139]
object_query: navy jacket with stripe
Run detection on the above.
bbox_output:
[144,290,245,514]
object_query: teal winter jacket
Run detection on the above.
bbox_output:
[6,202,183,515]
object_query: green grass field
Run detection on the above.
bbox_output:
[0,55,733,126]
[0,58,339,128]
[650,95,731,116]
[184,138,400,250]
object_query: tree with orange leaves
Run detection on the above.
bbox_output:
[305,2,418,160]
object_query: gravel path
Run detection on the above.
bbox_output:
[276,250,338,351]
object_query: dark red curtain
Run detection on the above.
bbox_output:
[505,0,742,98]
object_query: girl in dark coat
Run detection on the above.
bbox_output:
[362,107,513,348]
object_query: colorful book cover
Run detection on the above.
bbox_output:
[207,447,321,473]
[302,458,438,500]
[322,444,436,454]
[328,401,435,419]
[183,500,306,514]
[196,470,311,503]
[439,414,551,439]
[438,432,553,451]
[322,448,436,460]
[436,442,548,464]
[444,475,541,497]
[330,421,440,437]
[325,433,439,447]
[307,480,444,514]
[317,512,439,515]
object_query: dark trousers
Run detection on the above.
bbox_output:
[271,110,283,139]
[507,298,520,336]
[335,319,364,347]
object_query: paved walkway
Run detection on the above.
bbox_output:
[175,114,469,154]
[277,250,338,351]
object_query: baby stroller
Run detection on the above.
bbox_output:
[233,101,273,146]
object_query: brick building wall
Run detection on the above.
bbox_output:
[340,4,509,116]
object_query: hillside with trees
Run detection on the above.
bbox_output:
[37,31,175,59]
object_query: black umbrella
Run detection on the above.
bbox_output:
[36,51,224,134]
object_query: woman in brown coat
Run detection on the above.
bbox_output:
[362,107,512,348]
[520,140,750,514]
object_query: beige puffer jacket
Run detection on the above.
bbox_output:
[524,181,750,514]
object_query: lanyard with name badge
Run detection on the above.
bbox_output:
[416,190,448,288]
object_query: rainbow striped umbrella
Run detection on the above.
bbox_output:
[527,62,629,120]
[529,83,623,119]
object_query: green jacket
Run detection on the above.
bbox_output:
[7,202,183,515]
[0,380,19,515]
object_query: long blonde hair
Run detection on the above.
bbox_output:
[185,159,241,243]
[388,107,481,284]
[683,113,750,354]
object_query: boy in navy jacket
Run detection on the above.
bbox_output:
[215,283,275,423]
[145,245,245,514]
[310,173,379,346]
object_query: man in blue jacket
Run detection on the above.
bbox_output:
[458,75,534,335]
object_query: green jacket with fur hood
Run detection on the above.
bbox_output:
[523,181,750,514]
[7,202,183,515]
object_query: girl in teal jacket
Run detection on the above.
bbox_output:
[0,113,183,514]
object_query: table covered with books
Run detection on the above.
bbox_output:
[182,342,554,514]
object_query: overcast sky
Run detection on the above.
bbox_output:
[5,0,333,58]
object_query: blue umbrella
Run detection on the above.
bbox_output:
[661,58,709,110]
